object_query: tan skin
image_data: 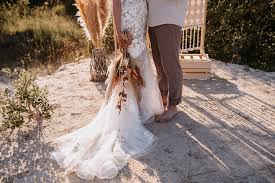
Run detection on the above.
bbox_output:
[155,105,179,123]
[155,94,179,123]
[113,0,177,122]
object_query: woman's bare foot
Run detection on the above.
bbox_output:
[155,105,178,123]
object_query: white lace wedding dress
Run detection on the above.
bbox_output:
[50,0,163,180]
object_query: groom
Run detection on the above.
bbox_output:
[147,0,188,122]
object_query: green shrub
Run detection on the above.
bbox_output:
[86,17,115,55]
[0,69,54,130]
[0,0,60,7]
[206,0,275,71]
[102,17,115,54]
[0,2,87,69]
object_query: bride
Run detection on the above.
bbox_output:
[51,0,164,180]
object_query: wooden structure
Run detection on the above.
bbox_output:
[180,0,211,79]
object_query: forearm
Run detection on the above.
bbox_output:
[113,0,122,36]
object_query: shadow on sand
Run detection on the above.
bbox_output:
[67,75,274,183]
[2,74,274,183]
[0,120,63,183]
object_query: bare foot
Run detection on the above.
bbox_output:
[154,96,168,121]
[155,105,178,123]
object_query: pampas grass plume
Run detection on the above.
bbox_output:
[75,0,110,48]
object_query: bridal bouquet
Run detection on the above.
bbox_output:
[105,33,145,113]
[105,55,145,113]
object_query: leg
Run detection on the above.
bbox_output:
[148,27,168,107]
[153,24,183,122]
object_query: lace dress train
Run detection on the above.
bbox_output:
[50,0,163,180]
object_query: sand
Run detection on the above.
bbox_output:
[0,59,274,183]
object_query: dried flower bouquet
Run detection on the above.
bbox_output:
[105,32,145,113]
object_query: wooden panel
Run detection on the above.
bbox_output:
[180,54,210,60]
[183,73,210,80]
[182,68,210,73]
[180,60,211,69]
[183,55,192,60]
[193,55,201,60]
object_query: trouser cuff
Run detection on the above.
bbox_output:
[169,98,182,106]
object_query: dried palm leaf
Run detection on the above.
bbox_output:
[104,55,122,101]
[104,54,146,113]
[75,0,110,48]
[98,0,110,34]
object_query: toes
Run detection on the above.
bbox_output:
[155,110,178,123]
[158,117,164,123]
[154,114,161,121]
[157,113,168,123]
[155,115,165,123]
[157,110,178,123]
[160,115,168,123]
[154,111,166,122]
[160,118,167,123]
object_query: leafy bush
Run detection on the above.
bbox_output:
[86,17,115,55]
[102,17,115,54]
[0,69,54,130]
[0,1,87,69]
[206,0,275,71]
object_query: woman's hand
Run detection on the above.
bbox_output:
[113,0,133,51]
[117,31,133,51]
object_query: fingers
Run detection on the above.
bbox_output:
[121,37,131,49]
[126,32,133,44]
[118,32,133,50]
[122,33,133,44]
[154,114,164,122]
[118,39,127,50]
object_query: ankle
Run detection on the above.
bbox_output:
[162,96,168,106]
[168,105,178,111]
[162,95,168,101]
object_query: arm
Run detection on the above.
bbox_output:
[113,0,122,37]
[113,0,131,50]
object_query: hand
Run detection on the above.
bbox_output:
[117,31,133,51]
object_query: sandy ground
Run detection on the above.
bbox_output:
[0,59,274,183]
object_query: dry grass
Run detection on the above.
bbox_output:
[0,4,88,74]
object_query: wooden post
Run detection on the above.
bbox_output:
[200,0,208,56]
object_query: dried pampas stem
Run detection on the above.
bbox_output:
[75,0,110,48]
[74,0,111,82]
[98,0,110,34]
[104,52,146,112]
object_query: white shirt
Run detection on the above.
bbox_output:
[147,0,188,27]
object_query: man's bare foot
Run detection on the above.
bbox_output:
[154,96,168,121]
[155,105,178,123]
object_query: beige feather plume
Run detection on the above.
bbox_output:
[75,0,110,48]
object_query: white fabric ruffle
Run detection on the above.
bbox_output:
[51,48,163,180]
[50,0,163,180]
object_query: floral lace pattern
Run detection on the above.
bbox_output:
[121,0,147,59]
[50,0,164,180]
